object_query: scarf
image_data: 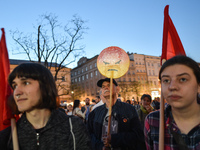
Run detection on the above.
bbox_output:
[140,105,149,114]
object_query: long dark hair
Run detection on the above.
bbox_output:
[8,62,59,111]
[73,99,80,110]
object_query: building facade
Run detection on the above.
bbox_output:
[71,52,161,102]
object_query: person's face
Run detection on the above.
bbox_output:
[160,64,200,110]
[85,98,90,105]
[95,97,100,103]
[101,81,116,98]
[141,97,151,107]
[12,77,41,112]
[68,105,73,111]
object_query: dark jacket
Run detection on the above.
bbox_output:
[137,108,149,131]
[87,100,146,150]
[0,109,92,150]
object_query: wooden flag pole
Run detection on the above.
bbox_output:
[11,118,19,150]
[107,75,113,144]
[159,91,164,150]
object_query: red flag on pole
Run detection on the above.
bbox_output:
[161,5,186,65]
[159,5,187,150]
[0,28,13,131]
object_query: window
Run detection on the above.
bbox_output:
[153,70,155,75]
[75,72,77,76]
[86,74,88,79]
[95,63,97,67]
[86,67,88,71]
[129,78,131,81]
[91,72,93,78]
[78,77,81,82]
[75,78,77,82]
[90,65,92,69]
[82,76,84,81]
[95,70,98,76]
[82,68,84,73]
[149,70,151,75]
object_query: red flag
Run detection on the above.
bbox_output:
[0,28,13,131]
[161,5,186,65]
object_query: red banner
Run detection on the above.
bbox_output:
[0,28,13,131]
[161,5,186,65]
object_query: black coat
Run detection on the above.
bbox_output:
[87,100,146,150]
[0,109,92,150]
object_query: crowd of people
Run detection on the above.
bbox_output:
[1,55,200,149]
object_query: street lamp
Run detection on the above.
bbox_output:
[71,91,74,101]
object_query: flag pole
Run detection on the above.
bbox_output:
[11,118,19,150]
[0,28,20,150]
[159,90,164,150]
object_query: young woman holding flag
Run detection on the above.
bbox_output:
[145,55,200,150]
[0,62,91,150]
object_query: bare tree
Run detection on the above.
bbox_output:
[11,13,88,81]
[131,81,142,101]
[70,83,85,101]
[118,81,129,102]
[118,81,142,102]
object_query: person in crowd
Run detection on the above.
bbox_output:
[151,97,160,110]
[0,63,91,150]
[95,96,101,104]
[67,104,73,115]
[73,99,86,120]
[90,99,96,111]
[88,78,146,150]
[137,94,154,130]
[145,55,200,149]
[81,97,91,123]
[126,100,132,104]
[133,100,140,110]
[92,90,106,111]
